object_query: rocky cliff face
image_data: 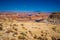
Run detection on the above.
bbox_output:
[47,12,60,24]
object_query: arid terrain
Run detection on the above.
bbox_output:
[0,12,60,40]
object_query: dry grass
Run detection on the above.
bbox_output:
[0,19,60,40]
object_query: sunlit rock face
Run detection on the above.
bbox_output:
[0,12,60,40]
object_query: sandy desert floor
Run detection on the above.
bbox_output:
[0,19,60,40]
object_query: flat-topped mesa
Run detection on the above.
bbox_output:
[0,12,49,21]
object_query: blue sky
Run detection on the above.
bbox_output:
[0,0,60,12]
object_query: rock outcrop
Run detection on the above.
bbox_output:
[47,12,60,24]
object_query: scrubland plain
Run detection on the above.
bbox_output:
[0,12,60,40]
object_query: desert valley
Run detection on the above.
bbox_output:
[0,12,60,40]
